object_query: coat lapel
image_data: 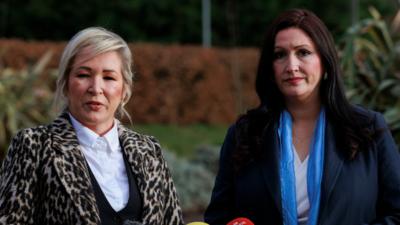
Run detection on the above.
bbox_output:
[258,118,345,221]
[318,121,344,221]
[118,124,161,224]
[261,118,343,222]
[259,121,282,215]
[51,112,100,225]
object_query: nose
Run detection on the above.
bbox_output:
[88,76,103,95]
[285,54,300,73]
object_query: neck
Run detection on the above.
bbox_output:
[85,122,114,136]
[69,112,115,136]
[285,98,321,123]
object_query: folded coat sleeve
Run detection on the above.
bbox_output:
[369,112,400,225]
[0,128,40,225]
[204,125,237,225]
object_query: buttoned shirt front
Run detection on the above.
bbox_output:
[69,114,129,211]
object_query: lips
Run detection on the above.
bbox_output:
[285,77,304,85]
[86,101,103,110]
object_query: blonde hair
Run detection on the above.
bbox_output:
[54,27,133,120]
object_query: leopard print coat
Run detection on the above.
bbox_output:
[0,112,184,225]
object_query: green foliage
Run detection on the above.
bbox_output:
[0,51,56,157]
[341,7,400,143]
[132,123,227,156]
[1,0,397,46]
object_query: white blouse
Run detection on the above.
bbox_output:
[294,147,310,225]
[69,114,129,211]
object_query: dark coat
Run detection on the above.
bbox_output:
[205,108,400,225]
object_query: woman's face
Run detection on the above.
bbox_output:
[67,49,124,134]
[273,27,323,104]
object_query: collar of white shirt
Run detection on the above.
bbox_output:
[68,113,120,153]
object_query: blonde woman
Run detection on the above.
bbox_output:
[0,27,183,225]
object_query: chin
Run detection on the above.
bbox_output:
[80,113,103,124]
[283,90,305,98]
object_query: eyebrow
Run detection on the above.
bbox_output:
[74,66,117,73]
[75,66,92,71]
[274,44,312,49]
[294,44,312,49]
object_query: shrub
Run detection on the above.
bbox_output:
[0,51,56,157]
[163,145,220,214]
[341,7,400,144]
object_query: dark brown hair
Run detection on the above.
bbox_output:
[233,9,374,172]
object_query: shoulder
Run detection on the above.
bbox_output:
[10,125,49,149]
[235,106,275,134]
[2,125,49,174]
[236,106,272,123]
[350,105,397,152]
[118,124,163,158]
[350,104,375,119]
[350,104,387,130]
[16,124,49,136]
[220,124,237,152]
[119,124,160,147]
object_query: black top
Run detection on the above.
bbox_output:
[88,151,142,225]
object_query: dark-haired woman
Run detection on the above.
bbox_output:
[204,8,400,225]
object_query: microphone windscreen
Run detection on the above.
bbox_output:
[186,222,209,225]
[227,217,254,225]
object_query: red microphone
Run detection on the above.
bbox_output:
[227,217,254,225]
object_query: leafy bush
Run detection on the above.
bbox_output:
[163,145,220,214]
[341,7,400,144]
[0,51,56,157]
[190,144,220,175]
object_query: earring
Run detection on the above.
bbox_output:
[324,72,328,80]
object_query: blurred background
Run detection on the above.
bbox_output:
[0,0,400,222]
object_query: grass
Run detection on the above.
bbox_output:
[131,123,229,156]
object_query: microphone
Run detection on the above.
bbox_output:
[122,220,143,225]
[227,217,254,225]
[186,222,209,225]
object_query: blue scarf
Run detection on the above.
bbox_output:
[278,108,325,225]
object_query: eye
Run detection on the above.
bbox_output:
[76,73,90,78]
[273,51,286,60]
[297,49,312,57]
[104,76,115,80]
